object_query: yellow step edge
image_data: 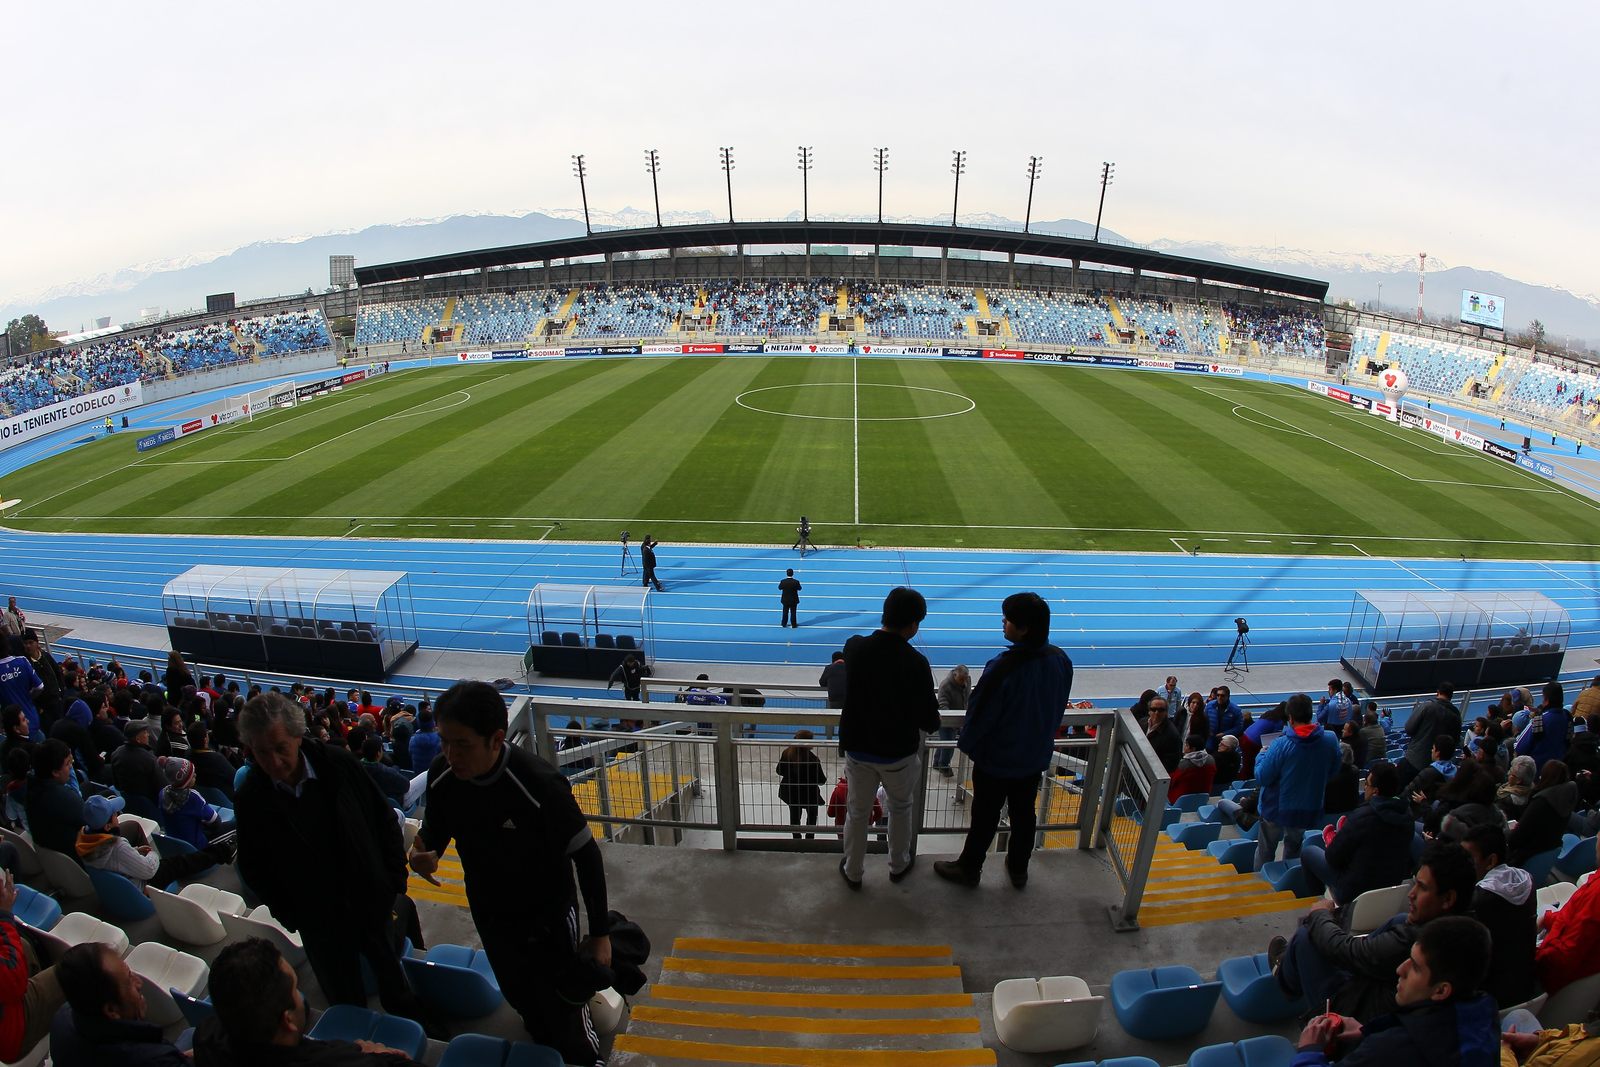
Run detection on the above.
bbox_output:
[629,1005,979,1035]
[1137,894,1307,927]
[673,938,952,959]
[647,985,972,1010]
[611,1035,996,1067]
[1141,876,1264,898]
[661,959,961,981]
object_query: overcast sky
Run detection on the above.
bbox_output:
[5,1,1596,305]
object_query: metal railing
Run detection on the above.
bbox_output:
[511,692,1169,928]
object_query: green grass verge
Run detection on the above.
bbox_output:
[6,357,1598,558]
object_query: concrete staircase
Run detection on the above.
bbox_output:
[611,936,994,1066]
[1106,296,1129,333]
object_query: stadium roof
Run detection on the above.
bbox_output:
[353,220,1329,301]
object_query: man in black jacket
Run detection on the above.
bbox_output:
[49,943,188,1066]
[1271,841,1477,1023]
[108,722,162,806]
[838,587,939,888]
[234,692,426,1026]
[778,569,802,628]
[1299,760,1415,905]
[1400,682,1461,788]
[408,681,611,1067]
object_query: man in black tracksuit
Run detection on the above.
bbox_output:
[778,569,802,628]
[410,681,611,1067]
[640,536,662,592]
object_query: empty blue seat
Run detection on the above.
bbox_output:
[1188,1035,1296,1067]
[437,1033,566,1067]
[1051,1060,1159,1067]
[1555,836,1597,881]
[1217,954,1306,1024]
[1173,792,1210,814]
[85,866,156,921]
[12,884,61,931]
[1523,845,1563,886]
[1198,803,1226,824]
[401,944,504,1018]
[1208,838,1257,875]
[1109,965,1222,1041]
[172,989,214,1028]
[1259,860,1312,897]
[308,1005,426,1060]
[1168,821,1223,851]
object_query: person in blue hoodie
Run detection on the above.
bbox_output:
[408,711,441,771]
[1291,915,1499,1067]
[1204,686,1244,753]
[1254,692,1342,871]
[933,593,1073,890]
[1515,681,1572,773]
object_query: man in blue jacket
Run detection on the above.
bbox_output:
[1204,686,1243,752]
[934,593,1073,889]
[1255,693,1341,871]
[1290,915,1499,1066]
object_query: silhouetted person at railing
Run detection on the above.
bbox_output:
[607,654,650,703]
[776,731,826,839]
[837,587,938,889]
[934,593,1073,890]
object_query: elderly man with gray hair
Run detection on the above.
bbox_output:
[932,665,971,778]
[233,691,432,1032]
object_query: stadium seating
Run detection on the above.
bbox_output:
[436,1033,566,1067]
[991,974,1101,1053]
[454,290,565,344]
[987,288,1112,346]
[1109,965,1222,1041]
[571,283,700,338]
[853,283,971,338]
[709,279,840,336]
[1217,954,1305,1024]
[357,299,446,345]
[309,1005,428,1060]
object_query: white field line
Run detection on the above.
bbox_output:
[852,357,860,525]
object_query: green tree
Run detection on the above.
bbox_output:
[1529,319,1547,347]
[5,314,49,356]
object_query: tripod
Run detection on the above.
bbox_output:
[619,540,636,577]
[1224,632,1250,674]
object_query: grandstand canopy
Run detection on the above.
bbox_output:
[354,221,1329,301]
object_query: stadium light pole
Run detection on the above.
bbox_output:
[797,146,813,222]
[950,150,967,228]
[873,148,888,224]
[720,147,735,225]
[1092,162,1115,242]
[644,149,662,229]
[1024,155,1042,234]
[571,154,592,236]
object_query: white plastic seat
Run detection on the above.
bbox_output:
[1536,881,1578,920]
[589,987,626,1035]
[1,1035,48,1067]
[36,848,94,900]
[220,904,306,966]
[145,884,245,946]
[1346,882,1411,935]
[46,912,131,958]
[122,814,160,841]
[125,941,208,1026]
[0,828,43,879]
[1541,971,1600,1028]
[992,975,1102,1054]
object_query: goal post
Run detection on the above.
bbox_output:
[240,381,299,421]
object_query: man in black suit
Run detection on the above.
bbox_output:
[640,536,663,592]
[779,569,802,628]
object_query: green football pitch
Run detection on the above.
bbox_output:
[8,356,1600,558]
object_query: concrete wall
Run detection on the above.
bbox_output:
[140,348,340,402]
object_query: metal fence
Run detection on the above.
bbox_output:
[512,692,1170,928]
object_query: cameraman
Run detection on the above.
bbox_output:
[793,516,812,557]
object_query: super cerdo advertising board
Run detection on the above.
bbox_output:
[0,382,144,451]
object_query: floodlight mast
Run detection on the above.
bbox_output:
[570,154,591,236]
[644,149,662,228]
[719,147,735,225]
[950,150,967,228]
[1024,156,1042,233]
[873,147,888,224]
[797,146,813,222]
[1093,161,1115,242]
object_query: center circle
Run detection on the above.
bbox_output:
[734,382,976,422]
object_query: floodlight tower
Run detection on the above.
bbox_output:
[719,147,736,225]
[644,149,662,228]
[1417,252,1427,322]
[950,150,967,227]
[873,147,888,224]
[1093,162,1115,242]
[1023,155,1043,233]
[571,154,591,235]
[797,146,813,222]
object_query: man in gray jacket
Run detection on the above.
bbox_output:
[932,665,970,778]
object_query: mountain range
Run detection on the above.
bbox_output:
[10,210,1599,348]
